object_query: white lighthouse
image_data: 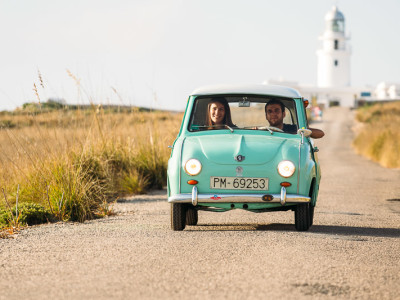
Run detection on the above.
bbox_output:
[265,5,374,108]
[317,6,351,88]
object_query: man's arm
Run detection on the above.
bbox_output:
[309,127,325,139]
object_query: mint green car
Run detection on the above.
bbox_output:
[167,84,321,231]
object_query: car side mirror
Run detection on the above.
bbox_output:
[297,128,312,137]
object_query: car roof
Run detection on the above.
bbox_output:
[190,84,302,98]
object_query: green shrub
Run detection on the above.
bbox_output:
[0,203,51,227]
[16,203,52,225]
[0,208,10,228]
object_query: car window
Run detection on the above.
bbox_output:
[188,95,298,133]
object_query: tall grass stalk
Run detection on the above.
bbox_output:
[2,188,16,225]
[2,187,23,228]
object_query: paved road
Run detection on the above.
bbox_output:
[1,107,399,300]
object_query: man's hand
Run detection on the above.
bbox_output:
[309,128,325,139]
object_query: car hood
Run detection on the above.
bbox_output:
[184,133,299,165]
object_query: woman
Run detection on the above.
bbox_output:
[206,97,235,128]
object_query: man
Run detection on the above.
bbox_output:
[265,100,325,139]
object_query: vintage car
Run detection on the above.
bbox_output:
[167,84,321,231]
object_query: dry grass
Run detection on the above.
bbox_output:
[0,69,183,230]
[0,107,183,225]
[353,101,400,168]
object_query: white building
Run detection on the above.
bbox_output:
[374,82,400,100]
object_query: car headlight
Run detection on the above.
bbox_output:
[277,160,295,178]
[184,159,202,176]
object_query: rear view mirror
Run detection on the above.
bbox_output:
[239,97,250,107]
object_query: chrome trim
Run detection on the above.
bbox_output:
[168,193,310,205]
[178,137,186,194]
[297,138,301,194]
[280,186,286,205]
[192,186,198,206]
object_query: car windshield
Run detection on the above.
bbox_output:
[188,95,299,134]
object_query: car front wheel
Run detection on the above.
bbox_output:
[171,203,186,231]
[309,205,315,226]
[186,206,198,225]
[295,203,311,231]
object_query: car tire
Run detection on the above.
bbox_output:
[309,205,315,226]
[171,203,186,231]
[308,183,315,227]
[186,206,198,225]
[295,203,311,231]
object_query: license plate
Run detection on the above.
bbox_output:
[210,176,268,191]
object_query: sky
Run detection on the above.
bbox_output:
[0,0,399,112]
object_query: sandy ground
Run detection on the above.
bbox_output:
[0,107,399,300]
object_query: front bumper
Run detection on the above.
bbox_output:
[168,186,310,206]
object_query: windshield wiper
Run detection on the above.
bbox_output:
[224,124,234,133]
[253,126,284,134]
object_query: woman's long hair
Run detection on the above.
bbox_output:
[206,97,234,127]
